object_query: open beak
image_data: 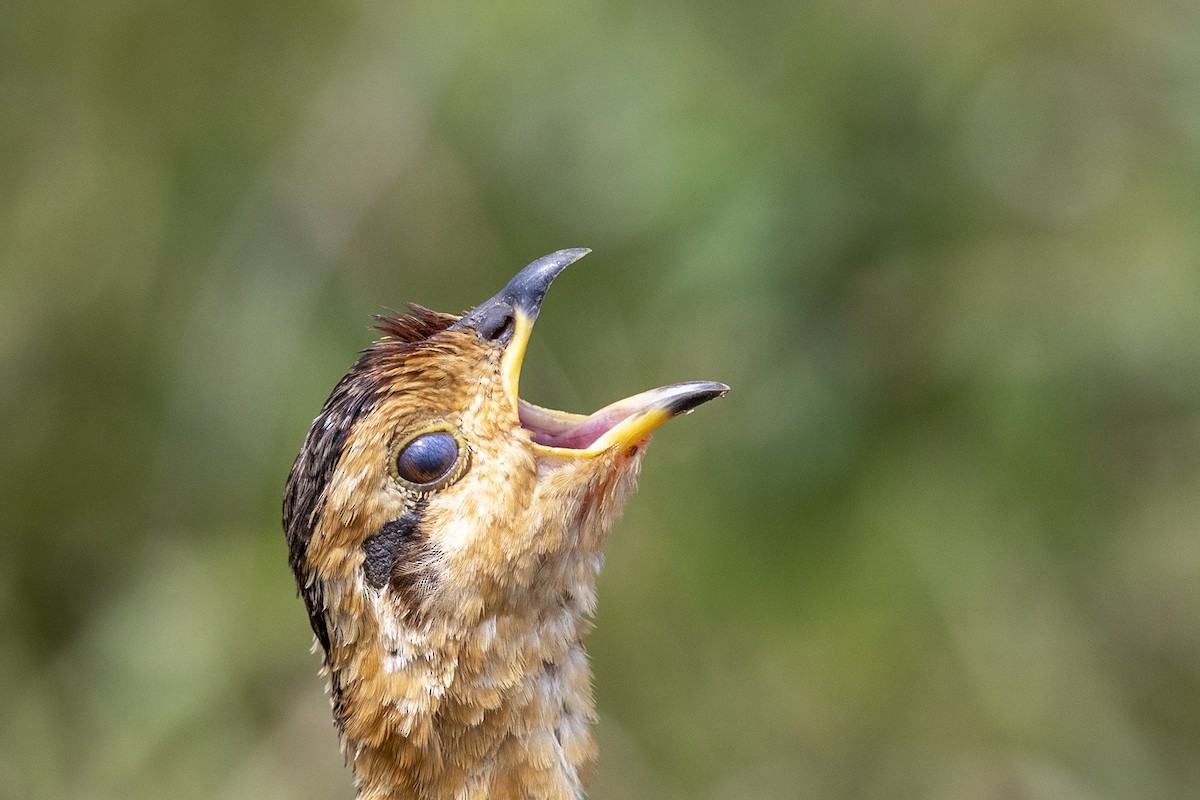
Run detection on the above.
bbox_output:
[455,249,729,457]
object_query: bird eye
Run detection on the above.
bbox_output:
[394,431,461,488]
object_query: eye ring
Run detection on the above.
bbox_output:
[390,425,469,491]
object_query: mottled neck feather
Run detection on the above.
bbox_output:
[344,607,598,800]
[318,487,627,800]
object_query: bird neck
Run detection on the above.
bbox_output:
[335,568,602,800]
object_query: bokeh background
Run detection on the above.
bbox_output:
[4,1,1200,798]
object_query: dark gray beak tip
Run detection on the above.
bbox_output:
[662,381,731,416]
[501,248,590,316]
[453,248,591,342]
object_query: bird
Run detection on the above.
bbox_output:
[283,249,728,800]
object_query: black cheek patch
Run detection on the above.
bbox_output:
[362,513,421,589]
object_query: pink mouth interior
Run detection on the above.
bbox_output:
[517,399,635,450]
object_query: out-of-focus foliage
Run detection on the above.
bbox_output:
[3,0,1199,798]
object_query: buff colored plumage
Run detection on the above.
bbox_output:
[283,250,726,799]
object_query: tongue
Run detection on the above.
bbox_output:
[521,403,634,449]
[518,381,730,451]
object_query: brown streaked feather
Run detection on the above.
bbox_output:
[282,304,455,658]
[283,288,664,799]
[372,304,456,343]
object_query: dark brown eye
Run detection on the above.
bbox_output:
[395,431,460,487]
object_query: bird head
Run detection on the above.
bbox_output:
[283,249,727,797]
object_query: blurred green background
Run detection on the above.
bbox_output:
[4,1,1200,798]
